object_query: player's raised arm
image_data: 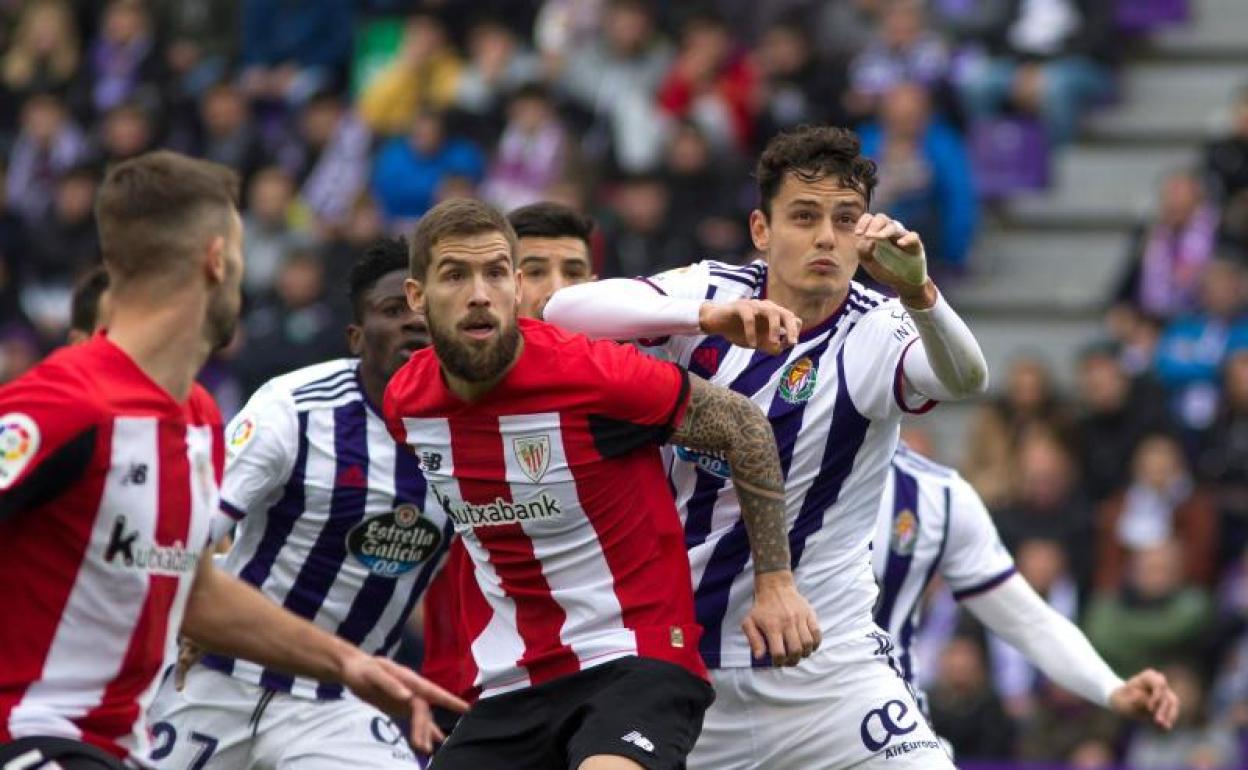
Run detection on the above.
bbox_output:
[180,554,468,753]
[854,212,989,401]
[669,374,820,666]
[544,272,801,355]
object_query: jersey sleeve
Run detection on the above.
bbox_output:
[841,301,938,420]
[219,381,300,521]
[0,377,99,519]
[585,337,691,459]
[941,475,1017,600]
[636,262,716,365]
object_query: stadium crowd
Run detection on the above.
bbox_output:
[0,0,1242,767]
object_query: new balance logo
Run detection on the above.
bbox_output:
[621,731,655,753]
[121,462,148,485]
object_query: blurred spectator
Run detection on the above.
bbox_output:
[752,17,848,145]
[234,249,344,398]
[454,17,543,131]
[151,0,237,99]
[241,166,313,296]
[283,92,371,230]
[598,172,692,277]
[1085,539,1215,677]
[1153,259,1248,431]
[0,0,80,129]
[1204,85,1248,251]
[19,164,98,348]
[1015,683,1121,767]
[5,93,88,222]
[847,0,950,120]
[76,0,165,119]
[196,82,266,186]
[1126,663,1241,770]
[987,538,1080,718]
[963,356,1072,508]
[1074,341,1171,504]
[927,635,1015,760]
[859,81,977,272]
[559,0,672,173]
[372,110,485,221]
[0,325,41,384]
[663,121,749,260]
[240,0,351,108]
[994,426,1095,589]
[480,85,569,212]
[1198,351,1248,567]
[319,193,385,291]
[1095,434,1217,591]
[955,0,1115,144]
[817,0,887,60]
[657,11,757,156]
[359,14,462,137]
[0,168,25,329]
[1116,169,1221,321]
[98,101,156,164]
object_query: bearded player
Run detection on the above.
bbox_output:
[387,198,818,769]
[546,125,988,769]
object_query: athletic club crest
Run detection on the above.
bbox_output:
[778,357,817,404]
[891,509,918,556]
[513,435,551,482]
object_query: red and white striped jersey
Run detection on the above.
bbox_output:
[385,318,706,698]
[0,335,222,766]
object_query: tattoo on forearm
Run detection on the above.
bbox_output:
[671,376,791,573]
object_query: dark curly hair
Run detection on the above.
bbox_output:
[349,236,409,322]
[755,125,878,216]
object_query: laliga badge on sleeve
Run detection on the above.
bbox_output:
[225,415,257,460]
[0,413,41,489]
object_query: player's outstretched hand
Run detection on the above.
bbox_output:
[742,571,821,667]
[341,653,469,753]
[173,639,205,691]
[700,299,801,355]
[854,213,928,297]
[1109,668,1181,730]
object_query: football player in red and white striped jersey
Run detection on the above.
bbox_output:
[0,152,464,770]
[386,198,819,770]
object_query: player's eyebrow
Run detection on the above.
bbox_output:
[518,254,550,266]
[787,198,822,209]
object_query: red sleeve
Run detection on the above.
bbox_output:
[0,375,100,519]
[585,339,690,459]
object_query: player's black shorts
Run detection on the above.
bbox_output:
[0,736,127,769]
[430,656,715,770]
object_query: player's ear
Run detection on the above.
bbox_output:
[204,234,226,284]
[749,209,770,253]
[404,278,425,313]
[345,323,363,356]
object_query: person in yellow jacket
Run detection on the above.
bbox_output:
[359,14,463,136]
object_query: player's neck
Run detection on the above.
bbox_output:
[766,279,848,331]
[442,337,525,403]
[106,290,212,403]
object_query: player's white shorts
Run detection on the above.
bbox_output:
[688,629,955,770]
[147,665,422,769]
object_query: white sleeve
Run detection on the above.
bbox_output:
[841,301,938,420]
[899,291,989,402]
[941,475,1017,599]
[542,277,702,341]
[963,574,1124,708]
[219,382,300,522]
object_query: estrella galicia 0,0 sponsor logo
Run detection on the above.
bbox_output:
[347,504,443,577]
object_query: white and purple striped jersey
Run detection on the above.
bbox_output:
[642,260,938,668]
[870,443,1016,705]
[201,359,454,699]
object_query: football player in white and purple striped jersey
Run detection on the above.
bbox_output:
[872,442,1180,734]
[546,125,988,770]
[148,238,456,769]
